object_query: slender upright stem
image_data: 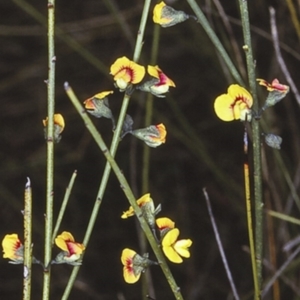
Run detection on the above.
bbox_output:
[238,0,263,292]
[43,1,56,299]
[52,170,77,244]
[243,133,259,299]
[142,24,160,194]
[23,178,33,300]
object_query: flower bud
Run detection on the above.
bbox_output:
[43,114,65,143]
[131,123,166,148]
[153,1,196,28]
[84,91,115,129]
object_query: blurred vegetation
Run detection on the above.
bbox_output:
[1,0,300,299]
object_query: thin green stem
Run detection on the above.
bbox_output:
[142,24,160,199]
[65,84,184,300]
[23,177,33,300]
[244,159,259,299]
[186,0,244,85]
[141,23,161,300]
[43,1,55,299]
[52,170,77,244]
[238,0,263,293]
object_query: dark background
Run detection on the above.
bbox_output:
[1,0,300,299]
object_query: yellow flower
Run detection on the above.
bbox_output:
[54,231,85,263]
[2,234,24,264]
[137,65,175,97]
[43,113,65,143]
[110,56,145,91]
[43,114,65,133]
[121,248,142,284]
[156,217,175,231]
[153,1,192,28]
[131,123,167,148]
[121,193,161,228]
[214,84,253,121]
[162,228,192,263]
[121,248,157,284]
[121,193,153,219]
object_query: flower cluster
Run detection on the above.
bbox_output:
[2,231,85,267]
[110,57,175,98]
[213,79,289,149]
[82,56,174,147]
[121,194,192,283]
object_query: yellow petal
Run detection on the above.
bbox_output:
[147,65,176,87]
[227,84,253,107]
[162,228,179,247]
[121,207,135,219]
[55,231,75,251]
[214,94,235,121]
[136,193,152,205]
[110,56,145,85]
[110,56,130,76]
[123,266,141,284]
[94,91,114,99]
[43,114,65,133]
[147,65,160,79]
[174,239,192,258]
[2,234,22,259]
[163,245,183,263]
[156,217,175,230]
[153,2,170,25]
[121,248,136,266]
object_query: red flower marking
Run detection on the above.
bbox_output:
[117,66,134,82]
[154,71,168,86]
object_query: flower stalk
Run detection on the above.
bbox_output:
[43,1,56,299]
[23,177,33,300]
[238,0,263,296]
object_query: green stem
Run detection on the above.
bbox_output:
[141,23,161,300]
[52,170,77,244]
[23,178,33,300]
[142,24,160,194]
[43,1,55,299]
[65,84,184,300]
[186,0,244,85]
[238,0,263,294]
[244,161,259,299]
